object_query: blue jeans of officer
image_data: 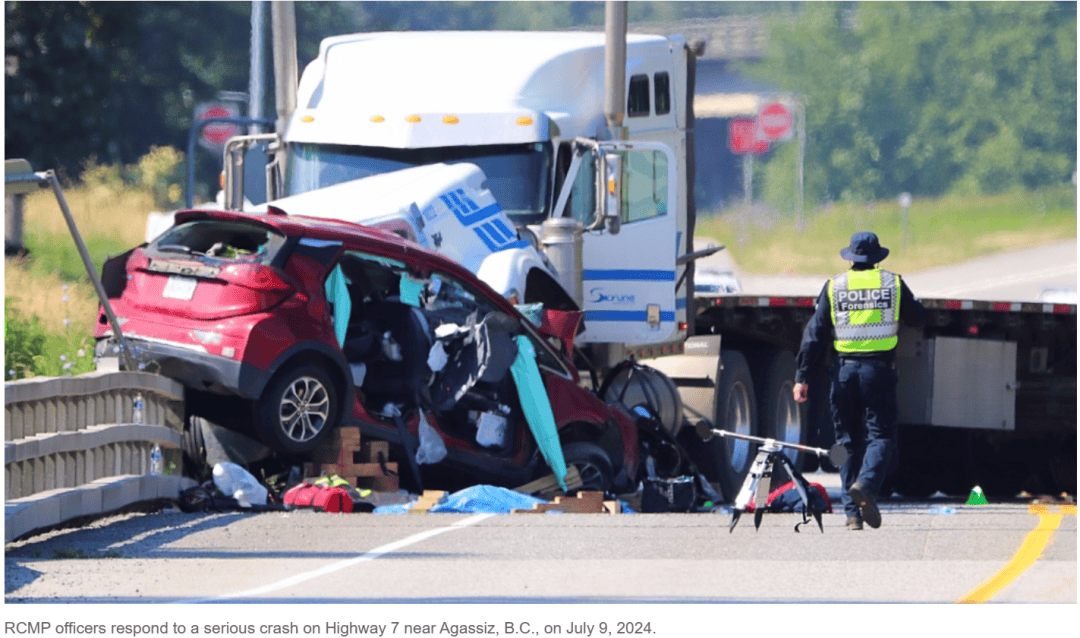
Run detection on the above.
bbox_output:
[830,358,898,519]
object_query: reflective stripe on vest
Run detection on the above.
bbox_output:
[828,269,901,353]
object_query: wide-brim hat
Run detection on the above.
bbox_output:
[840,231,889,263]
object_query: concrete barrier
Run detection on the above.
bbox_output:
[4,371,196,543]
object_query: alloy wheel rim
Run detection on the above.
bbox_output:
[279,376,330,443]
[574,461,605,491]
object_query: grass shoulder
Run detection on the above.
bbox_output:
[696,188,1076,276]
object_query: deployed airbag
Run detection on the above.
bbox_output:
[509,335,568,490]
[324,264,351,348]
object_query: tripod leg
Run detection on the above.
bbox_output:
[730,449,770,531]
[752,454,776,529]
[779,454,824,533]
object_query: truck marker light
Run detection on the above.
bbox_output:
[370,115,385,123]
[443,115,459,124]
[301,115,314,123]
[406,115,422,123]
[516,116,534,126]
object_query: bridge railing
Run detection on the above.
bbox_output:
[4,371,195,543]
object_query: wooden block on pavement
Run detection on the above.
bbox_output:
[513,466,583,497]
[333,426,361,443]
[359,440,390,463]
[355,474,400,492]
[304,462,397,478]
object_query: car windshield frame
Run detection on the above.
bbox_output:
[286,142,553,225]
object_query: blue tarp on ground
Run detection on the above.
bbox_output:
[429,485,547,513]
[373,485,547,514]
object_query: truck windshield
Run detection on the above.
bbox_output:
[286,142,552,224]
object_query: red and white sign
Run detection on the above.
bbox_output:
[757,102,793,141]
[195,102,240,149]
[728,118,769,155]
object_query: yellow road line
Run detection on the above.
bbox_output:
[957,503,1076,603]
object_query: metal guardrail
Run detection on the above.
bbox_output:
[4,371,195,543]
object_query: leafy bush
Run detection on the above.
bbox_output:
[5,299,96,380]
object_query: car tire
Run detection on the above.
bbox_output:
[253,363,338,456]
[562,441,614,494]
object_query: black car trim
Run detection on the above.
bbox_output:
[98,335,247,396]
[250,339,355,412]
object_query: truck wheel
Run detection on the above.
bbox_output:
[562,442,614,493]
[753,348,804,475]
[705,349,758,501]
[253,363,338,456]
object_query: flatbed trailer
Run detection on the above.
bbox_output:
[644,291,1077,500]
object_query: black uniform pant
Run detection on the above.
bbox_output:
[830,358,898,519]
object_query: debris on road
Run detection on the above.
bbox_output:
[513,491,620,514]
[302,426,400,493]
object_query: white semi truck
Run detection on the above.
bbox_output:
[219,5,1075,500]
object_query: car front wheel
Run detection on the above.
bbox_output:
[562,441,614,494]
[253,363,338,456]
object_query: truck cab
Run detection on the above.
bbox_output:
[233,31,696,369]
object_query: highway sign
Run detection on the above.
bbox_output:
[757,102,793,141]
[729,118,769,155]
[195,102,240,150]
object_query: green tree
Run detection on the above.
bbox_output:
[750,2,1076,206]
[5,2,252,177]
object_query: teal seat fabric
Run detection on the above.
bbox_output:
[509,334,568,490]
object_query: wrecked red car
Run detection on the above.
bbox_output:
[95,208,640,492]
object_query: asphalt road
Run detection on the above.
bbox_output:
[5,477,1076,606]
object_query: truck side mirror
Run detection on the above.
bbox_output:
[602,153,622,235]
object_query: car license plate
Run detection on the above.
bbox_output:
[162,276,198,300]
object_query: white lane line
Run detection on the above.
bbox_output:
[185,513,495,603]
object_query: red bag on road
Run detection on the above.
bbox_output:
[312,486,353,513]
[283,482,322,508]
[283,476,355,513]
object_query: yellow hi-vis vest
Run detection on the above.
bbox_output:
[828,268,901,353]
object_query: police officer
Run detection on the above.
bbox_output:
[793,232,926,530]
